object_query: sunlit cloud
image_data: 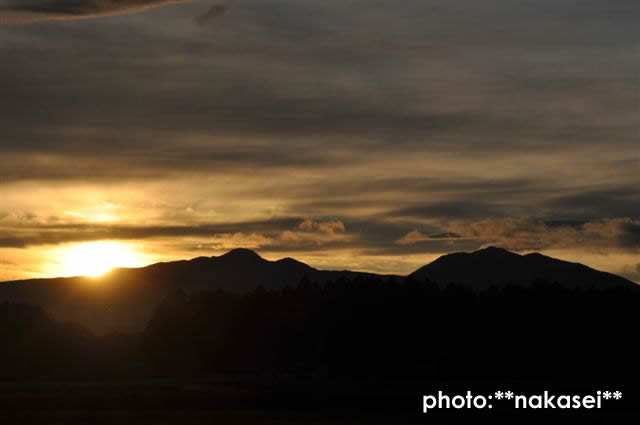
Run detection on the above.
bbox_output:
[435,217,640,254]
[395,230,461,246]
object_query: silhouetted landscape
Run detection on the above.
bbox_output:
[4,1,639,423]
[1,247,635,332]
[1,248,638,423]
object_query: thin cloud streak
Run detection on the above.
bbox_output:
[0,0,230,24]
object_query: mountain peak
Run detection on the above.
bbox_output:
[479,245,507,252]
[411,247,635,290]
[219,248,265,262]
[276,257,306,265]
[475,246,518,256]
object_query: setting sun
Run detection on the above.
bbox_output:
[59,241,143,277]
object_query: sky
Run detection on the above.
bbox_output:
[0,0,639,281]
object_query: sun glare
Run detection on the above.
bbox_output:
[59,241,143,277]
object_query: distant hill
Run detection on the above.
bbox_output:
[0,249,393,333]
[410,246,636,290]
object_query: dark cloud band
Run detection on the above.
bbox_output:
[0,0,230,23]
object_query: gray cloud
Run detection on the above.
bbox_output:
[2,2,638,155]
[0,0,230,24]
[194,1,230,26]
[389,201,508,220]
[547,186,640,220]
[619,221,640,249]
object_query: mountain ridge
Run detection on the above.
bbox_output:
[1,247,636,333]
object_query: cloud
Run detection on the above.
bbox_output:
[390,201,506,220]
[548,186,640,220]
[2,1,639,193]
[194,2,231,27]
[445,217,640,253]
[189,219,351,252]
[395,230,460,246]
[0,216,351,249]
[583,219,640,250]
[197,232,274,251]
[4,208,638,259]
[297,218,345,235]
[0,0,230,24]
[2,0,640,278]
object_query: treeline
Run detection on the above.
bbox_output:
[1,277,638,385]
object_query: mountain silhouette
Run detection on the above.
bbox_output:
[410,246,636,290]
[0,248,392,333]
[1,247,635,333]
